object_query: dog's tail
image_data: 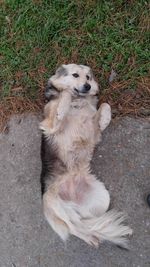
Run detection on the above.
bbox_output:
[43,194,132,248]
[74,210,132,248]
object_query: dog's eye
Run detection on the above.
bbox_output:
[86,75,90,80]
[72,73,79,78]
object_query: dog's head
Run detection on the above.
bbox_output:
[45,64,99,100]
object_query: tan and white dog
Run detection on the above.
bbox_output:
[40,64,132,248]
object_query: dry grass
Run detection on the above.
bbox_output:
[0,96,43,132]
[99,77,150,117]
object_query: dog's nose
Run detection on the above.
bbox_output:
[84,83,91,91]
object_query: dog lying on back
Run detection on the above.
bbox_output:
[40,64,132,248]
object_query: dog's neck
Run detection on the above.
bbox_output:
[71,94,99,110]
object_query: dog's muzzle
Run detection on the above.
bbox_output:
[74,83,91,95]
[83,83,91,92]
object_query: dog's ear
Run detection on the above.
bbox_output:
[88,68,94,80]
[85,66,94,81]
[79,65,94,80]
[45,65,68,101]
[55,65,68,77]
[44,81,59,101]
[87,67,99,88]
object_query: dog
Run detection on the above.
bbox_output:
[40,64,132,248]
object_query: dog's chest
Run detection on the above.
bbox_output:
[55,100,97,165]
[69,100,96,135]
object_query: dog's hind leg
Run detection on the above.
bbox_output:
[43,192,70,241]
[80,178,110,217]
[43,180,132,248]
[44,193,100,247]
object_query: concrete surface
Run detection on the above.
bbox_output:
[0,114,150,267]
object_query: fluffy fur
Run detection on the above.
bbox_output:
[40,64,132,248]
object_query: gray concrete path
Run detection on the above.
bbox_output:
[0,115,150,267]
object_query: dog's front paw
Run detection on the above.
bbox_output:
[56,91,71,121]
[99,103,111,132]
[56,110,65,121]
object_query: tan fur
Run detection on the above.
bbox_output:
[40,64,132,248]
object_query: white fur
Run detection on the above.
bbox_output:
[41,64,132,248]
[49,64,99,96]
[43,178,132,248]
[99,103,112,132]
[56,91,72,121]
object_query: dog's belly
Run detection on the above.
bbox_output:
[55,107,97,169]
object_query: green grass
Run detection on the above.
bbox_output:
[0,0,150,101]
